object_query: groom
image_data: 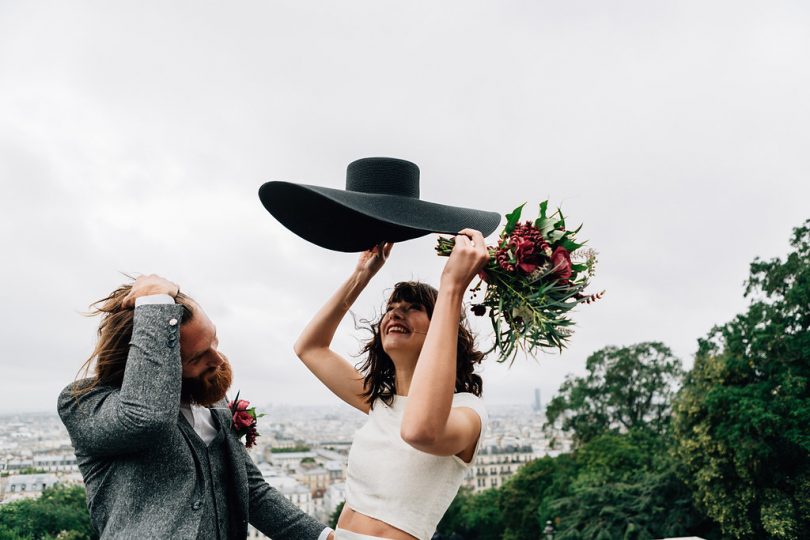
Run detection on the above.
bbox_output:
[58,274,333,539]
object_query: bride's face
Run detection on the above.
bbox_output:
[380,300,430,357]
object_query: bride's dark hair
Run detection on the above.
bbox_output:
[357,281,484,408]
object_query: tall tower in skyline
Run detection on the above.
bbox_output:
[532,388,542,413]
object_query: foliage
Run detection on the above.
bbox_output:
[497,454,578,539]
[328,501,345,529]
[269,445,311,453]
[0,524,27,540]
[0,484,95,540]
[438,432,719,540]
[553,447,720,540]
[673,220,810,539]
[545,342,684,446]
[439,340,722,540]
[437,487,504,540]
[14,468,48,476]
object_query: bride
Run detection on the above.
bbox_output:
[294,230,490,540]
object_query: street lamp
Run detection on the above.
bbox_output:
[543,520,554,540]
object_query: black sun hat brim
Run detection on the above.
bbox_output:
[259,181,502,252]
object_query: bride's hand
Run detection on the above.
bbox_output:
[355,242,393,277]
[441,228,489,291]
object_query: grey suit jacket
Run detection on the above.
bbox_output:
[58,303,326,540]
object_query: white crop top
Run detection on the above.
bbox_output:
[345,392,488,540]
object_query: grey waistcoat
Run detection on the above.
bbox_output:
[179,413,231,540]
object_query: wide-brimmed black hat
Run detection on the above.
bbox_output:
[258,157,501,252]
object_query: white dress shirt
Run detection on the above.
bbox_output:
[179,403,219,446]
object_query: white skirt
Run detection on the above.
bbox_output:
[335,528,391,540]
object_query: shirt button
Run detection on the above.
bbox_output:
[192,501,202,510]
[169,318,178,326]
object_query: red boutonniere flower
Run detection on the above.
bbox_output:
[227,391,265,448]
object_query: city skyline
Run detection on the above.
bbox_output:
[2,1,809,414]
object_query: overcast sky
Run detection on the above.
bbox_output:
[1,1,808,414]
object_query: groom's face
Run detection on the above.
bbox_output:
[179,303,232,405]
[180,304,221,378]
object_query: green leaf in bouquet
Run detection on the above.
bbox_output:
[504,203,525,235]
[561,238,585,252]
[536,214,557,237]
[539,200,548,220]
[547,229,566,243]
[554,208,566,230]
[571,263,588,272]
[535,219,553,237]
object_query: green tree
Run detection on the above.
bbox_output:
[673,220,810,539]
[545,342,684,446]
[328,501,345,529]
[0,484,95,540]
[270,445,311,453]
[0,524,27,540]
[498,454,579,540]
[437,487,504,540]
[553,432,720,540]
[438,340,721,540]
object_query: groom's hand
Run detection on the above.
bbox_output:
[122,274,181,308]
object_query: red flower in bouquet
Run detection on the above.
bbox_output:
[495,221,551,275]
[227,392,265,448]
[551,246,572,283]
[436,201,603,362]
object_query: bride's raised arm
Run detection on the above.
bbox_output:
[293,242,393,413]
[400,229,488,459]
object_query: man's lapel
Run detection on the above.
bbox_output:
[210,406,250,517]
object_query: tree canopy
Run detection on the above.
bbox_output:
[544,342,684,446]
[439,342,717,540]
[673,220,810,539]
[0,484,95,540]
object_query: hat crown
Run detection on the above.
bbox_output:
[346,157,420,199]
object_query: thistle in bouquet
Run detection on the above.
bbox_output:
[436,201,603,363]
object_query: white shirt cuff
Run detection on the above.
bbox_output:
[134,294,176,307]
[318,527,334,540]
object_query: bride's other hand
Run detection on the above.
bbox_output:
[356,242,393,277]
[440,229,489,291]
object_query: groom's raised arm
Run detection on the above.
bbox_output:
[58,301,185,457]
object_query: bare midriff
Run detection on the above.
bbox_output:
[337,504,418,540]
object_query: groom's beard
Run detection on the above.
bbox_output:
[181,358,233,407]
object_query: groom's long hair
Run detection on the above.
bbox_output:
[73,281,195,397]
[357,281,484,409]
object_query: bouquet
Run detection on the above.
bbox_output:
[227,391,265,448]
[436,201,603,363]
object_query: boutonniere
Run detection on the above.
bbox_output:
[227,391,265,448]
